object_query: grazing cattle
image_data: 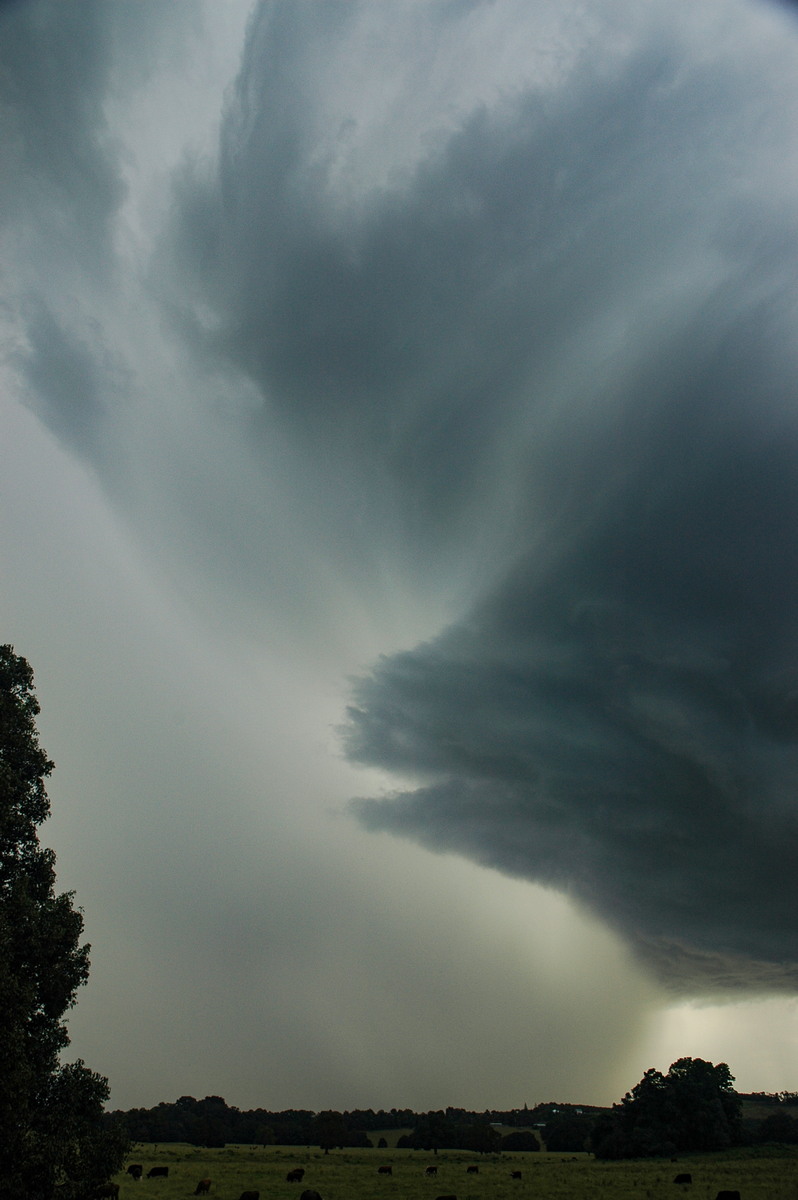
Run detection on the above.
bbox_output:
[299,1190,322,1200]
[674,1174,692,1185]
[93,1186,119,1200]
[194,1180,212,1195]
[127,1165,143,1180]
[286,1169,305,1183]
[425,1166,438,1176]
[466,1166,478,1175]
[436,1194,457,1200]
[378,1166,393,1175]
[147,1168,169,1179]
[714,1193,740,1200]
[239,1192,259,1200]
[510,1172,522,1180]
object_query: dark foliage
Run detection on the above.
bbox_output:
[313,1111,372,1151]
[543,1111,594,1152]
[757,1111,798,1144]
[110,1097,535,1152]
[0,646,129,1199]
[398,1111,501,1153]
[500,1130,540,1151]
[744,1091,798,1106]
[592,1057,743,1159]
[107,1098,414,1147]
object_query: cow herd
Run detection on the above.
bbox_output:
[125,1166,168,1181]
[111,1160,528,1200]
[111,1160,745,1200]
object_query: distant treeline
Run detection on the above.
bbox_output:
[103,1095,603,1152]
[744,1092,798,1106]
[103,1068,798,1158]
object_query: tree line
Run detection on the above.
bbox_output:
[103,1073,798,1156]
[102,1095,602,1153]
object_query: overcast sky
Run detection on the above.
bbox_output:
[3,0,798,1114]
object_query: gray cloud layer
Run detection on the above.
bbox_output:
[5,0,798,1042]
[158,0,798,993]
[346,367,798,989]
[318,14,798,991]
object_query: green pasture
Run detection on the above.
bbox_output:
[117,1143,798,1200]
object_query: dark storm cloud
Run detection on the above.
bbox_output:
[0,0,197,251]
[2,0,218,483]
[0,0,124,259]
[346,298,798,994]
[158,1,798,592]
[7,0,798,1004]
[331,20,797,990]
[150,1,798,991]
[18,302,111,458]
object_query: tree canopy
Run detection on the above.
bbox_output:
[396,1111,502,1154]
[0,646,128,1199]
[592,1057,743,1159]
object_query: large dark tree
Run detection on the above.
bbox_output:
[757,1111,798,1144]
[543,1110,594,1152]
[0,645,128,1199]
[592,1057,742,1159]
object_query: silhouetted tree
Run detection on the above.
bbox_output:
[0,646,129,1199]
[314,1111,348,1153]
[402,1112,502,1154]
[405,1111,454,1153]
[592,1057,742,1159]
[543,1111,593,1152]
[460,1122,502,1154]
[758,1111,798,1144]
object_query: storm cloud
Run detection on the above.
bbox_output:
[346,340,798,990]
[3,0,798,1108]
[161,0,798,593]
[162,1,798,992]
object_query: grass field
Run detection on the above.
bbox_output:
[116,1143,798,1200]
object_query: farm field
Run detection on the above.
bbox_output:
[117,1143,798,1200]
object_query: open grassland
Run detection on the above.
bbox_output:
[117,1143,798,1200]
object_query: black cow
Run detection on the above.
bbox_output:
[510,1172,522,1180]
[299,1190,322,1200]
[378,1166,393,1175]
[436,1194,457,1200]
[715,1193,740,1200]
[239,1192,259,1200]
[147,1168,169,1179]
[425,1166,438,1176]
[127,1165,143,1181]
[194,1180,212,1195]
[466,1166,478,1174]
[287,1169,305,1183]
[674,1174,692,1185]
